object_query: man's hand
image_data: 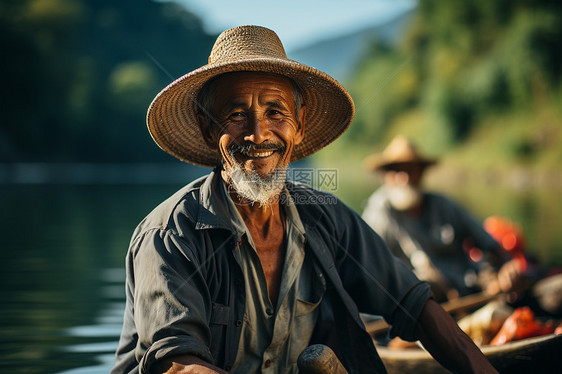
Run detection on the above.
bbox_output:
[497,259,524,293]
[151,355,228,374]
[479,258,525,296]
[415,299,499,374]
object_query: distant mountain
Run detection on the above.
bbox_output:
[288,9,415,84]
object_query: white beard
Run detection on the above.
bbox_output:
[386,185,422,211]
[227,162,287,206]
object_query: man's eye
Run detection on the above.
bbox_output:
[229,112,246,121]
[268,110,283,117]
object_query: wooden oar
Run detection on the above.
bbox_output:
[365,291,502,336]
[297,344,349,374]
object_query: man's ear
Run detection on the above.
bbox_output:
[294,106,306,145]
[198,114,218,151]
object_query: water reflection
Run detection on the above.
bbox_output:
[58,281,123,373]
[59,269,125,372]
[0,182,191,373]
[1,169,561,373]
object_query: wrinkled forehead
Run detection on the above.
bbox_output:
[201,71,300,101]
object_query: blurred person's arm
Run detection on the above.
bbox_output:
[447,197,524,294]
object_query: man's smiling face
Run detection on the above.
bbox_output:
[208,72,305,180]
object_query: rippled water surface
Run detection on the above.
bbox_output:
[0,183,187,373]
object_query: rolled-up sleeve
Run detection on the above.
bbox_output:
[130,228,214,373]
[386,282,432,340]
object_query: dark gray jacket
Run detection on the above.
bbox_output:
[112,170,431,374]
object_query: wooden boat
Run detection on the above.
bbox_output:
[363,292,562,373]
[376,333,562,374]
[365,291,502,336]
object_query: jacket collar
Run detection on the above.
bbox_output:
[195,168,236,231]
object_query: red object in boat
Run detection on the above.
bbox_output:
[483,215,529,272]
[484,216,525,254]
[490,307,554,346]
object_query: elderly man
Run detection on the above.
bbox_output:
[361,136,522,301]
[112,26,498,374]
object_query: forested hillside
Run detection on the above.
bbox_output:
[324,0,562,173]
[0,0,216,162]
[2,0,561,173]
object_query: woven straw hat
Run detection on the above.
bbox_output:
[364,136,437,171]
[147,25,355,167]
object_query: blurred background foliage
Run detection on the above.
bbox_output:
[0,0,216,162]
[325,0,562,175]
[1,0,561,174]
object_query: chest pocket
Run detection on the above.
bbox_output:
[210,302,230,325]
[296,263,326,317]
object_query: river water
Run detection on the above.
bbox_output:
[1,165,561,373]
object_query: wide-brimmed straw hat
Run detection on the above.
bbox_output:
[363,136,437,171]
[147,25,355,167]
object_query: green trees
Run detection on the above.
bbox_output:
[0,0,216,162]
[345,0,562,167]
[3,0,561,167]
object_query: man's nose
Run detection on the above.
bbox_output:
[244,115,272,144]
[395,171,410,185]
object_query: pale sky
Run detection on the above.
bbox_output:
[172,0,416,52]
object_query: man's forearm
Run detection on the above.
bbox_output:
[415,299,499,374]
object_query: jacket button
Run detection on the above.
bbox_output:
[235,320,242,327]
[264,359,272,368]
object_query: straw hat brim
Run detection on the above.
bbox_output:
[363,155,437,172]
[147,57,355,167]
